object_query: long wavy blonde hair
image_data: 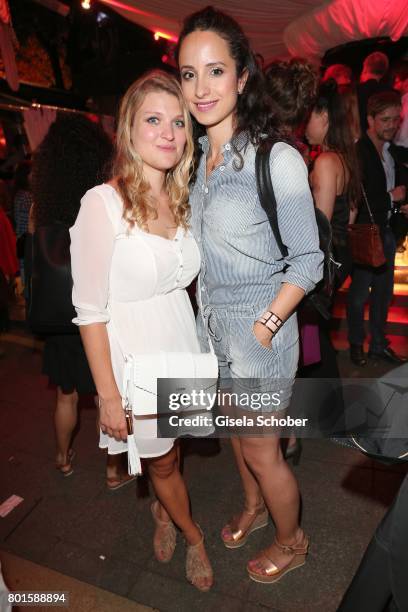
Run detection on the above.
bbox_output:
[113,70,194,230]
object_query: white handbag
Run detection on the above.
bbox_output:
[122,348,218,475]
[122,350,218,416]
[119,275,218,473]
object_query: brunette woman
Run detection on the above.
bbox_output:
[306,79,360,276]
[305,80,361,375]
[177,7,323,583]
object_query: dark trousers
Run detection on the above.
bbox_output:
[337,473,408,612]
[347,227,396,352]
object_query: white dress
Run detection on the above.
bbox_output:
[70,184,201,457]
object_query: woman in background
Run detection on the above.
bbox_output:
[31,115,131,489]
[306,79,360,285]
[296,80,361,434]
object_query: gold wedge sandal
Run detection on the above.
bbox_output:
[247,531,309,584]
[221,503,269,549]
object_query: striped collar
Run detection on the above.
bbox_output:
[198,131,250,156]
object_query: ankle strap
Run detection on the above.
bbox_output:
[243,502,265,516]
[274,534,308,555]
[186,524,204,549]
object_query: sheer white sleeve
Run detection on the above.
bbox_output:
[70,188,116,325]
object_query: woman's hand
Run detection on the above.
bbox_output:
[253,321,273,349]
[99,395,128,441]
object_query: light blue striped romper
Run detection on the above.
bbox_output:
[190,132,324,411]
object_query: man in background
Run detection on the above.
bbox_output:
[358,52,391,132]
[347,91,408,366]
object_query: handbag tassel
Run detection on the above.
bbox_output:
[125,409,142,476]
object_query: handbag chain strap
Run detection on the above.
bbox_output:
[360,183,375,225]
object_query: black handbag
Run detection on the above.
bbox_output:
[28,224,77,335]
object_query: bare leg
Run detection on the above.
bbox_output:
[106,454,122,475]
[105,453,135,488]
[153,442,181,524]
[221,436,265,542]
[240,436,306,575]
[231,436,263,507]
[148,445,200,542]
[148,444,213,590]
[54,387,78,471]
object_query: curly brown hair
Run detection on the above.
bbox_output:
[32,114,113,227]
[265,58,318,137]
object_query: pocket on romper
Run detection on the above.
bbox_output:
[250,321,276,354]
[228,315,279,378]
[252,305,299,355]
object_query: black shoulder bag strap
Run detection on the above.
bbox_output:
[255,145,288,258]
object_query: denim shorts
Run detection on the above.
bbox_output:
[197,302,299,412]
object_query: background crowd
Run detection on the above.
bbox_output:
[1,50,407,365]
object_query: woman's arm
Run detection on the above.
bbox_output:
[70,189,127,441]
[254,143,323,347]
[310,153,339,222]
[254,283,305,347]
[271,143,323,293]
[349,207,358,224]
[79,325,127,441]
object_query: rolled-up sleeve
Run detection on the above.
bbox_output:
[270,143,324,294]
[70,189,115,325]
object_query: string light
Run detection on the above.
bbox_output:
[81,0,91,9]
[154,31,178,43]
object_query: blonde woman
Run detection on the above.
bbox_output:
[70,71,213,592]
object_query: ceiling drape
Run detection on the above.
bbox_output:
[101,0,408,62]
[284,0,408,59]
[100,0,320,61]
